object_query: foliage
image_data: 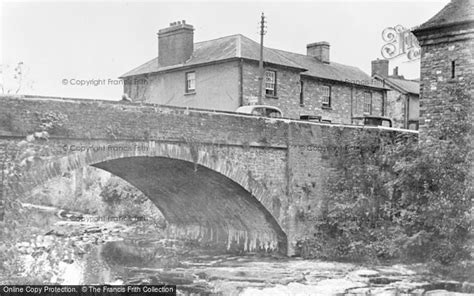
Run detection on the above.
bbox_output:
[99,176,164,221]
[25,169,108,215]
[301,86,472,265]
[0,132,54,281]
[390,86,472,264]
[0,110,68,282]
[100,176,147,205]
[35,111,68,135]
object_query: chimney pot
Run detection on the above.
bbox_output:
[306,42,330,63]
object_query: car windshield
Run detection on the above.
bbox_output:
[381,119,391,127]
[251,107,265,116]
[364,117,392,127]
[265,108,282,118]
[365,118,380,126]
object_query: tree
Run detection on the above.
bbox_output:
[0,62,34,95]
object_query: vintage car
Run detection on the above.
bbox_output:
[235,105,283,118]
[352,115,393,127]
[299,115,334,123]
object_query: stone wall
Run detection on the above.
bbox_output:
[285,122,416,252]
[241,61,302,115]
[416,29,474,135]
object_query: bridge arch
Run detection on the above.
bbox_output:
[8,141,287,253]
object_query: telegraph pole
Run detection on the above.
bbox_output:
[258,12,267,105]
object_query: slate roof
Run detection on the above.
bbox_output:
[415,0,474,31]
[374,75,420,95]
[121,35,303,77]
[270,49,380,86]
[121,34,385,89]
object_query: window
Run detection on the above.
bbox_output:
[321,85,331,107]
[364,92,372,114]
[265,70,277,96]
[185,72,195,93]
[451,60,456,79]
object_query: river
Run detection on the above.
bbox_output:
[11,206,474,295]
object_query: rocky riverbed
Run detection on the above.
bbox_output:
[10,206,474,295]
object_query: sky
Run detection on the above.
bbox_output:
[1,0,448,100]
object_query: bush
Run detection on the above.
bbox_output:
[302,85,472,265]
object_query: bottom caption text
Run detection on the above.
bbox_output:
[1,285,176,296]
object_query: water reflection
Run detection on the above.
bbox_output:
[84,239,217,294]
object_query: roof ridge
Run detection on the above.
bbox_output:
[269,46,362,70]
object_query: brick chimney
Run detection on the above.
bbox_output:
[391,66,405,79]
[306,42,330,63]
[371,59,389,77]
[158,20,194,67]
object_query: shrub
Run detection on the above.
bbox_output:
[302,85,472,265]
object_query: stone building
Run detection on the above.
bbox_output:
[372,59,420,130]
[412,0,473,135]
[121,21,388,124]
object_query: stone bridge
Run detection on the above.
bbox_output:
[0,95,417,255]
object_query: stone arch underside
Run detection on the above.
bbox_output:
[93,156,286,253]
[8,142,287,254]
